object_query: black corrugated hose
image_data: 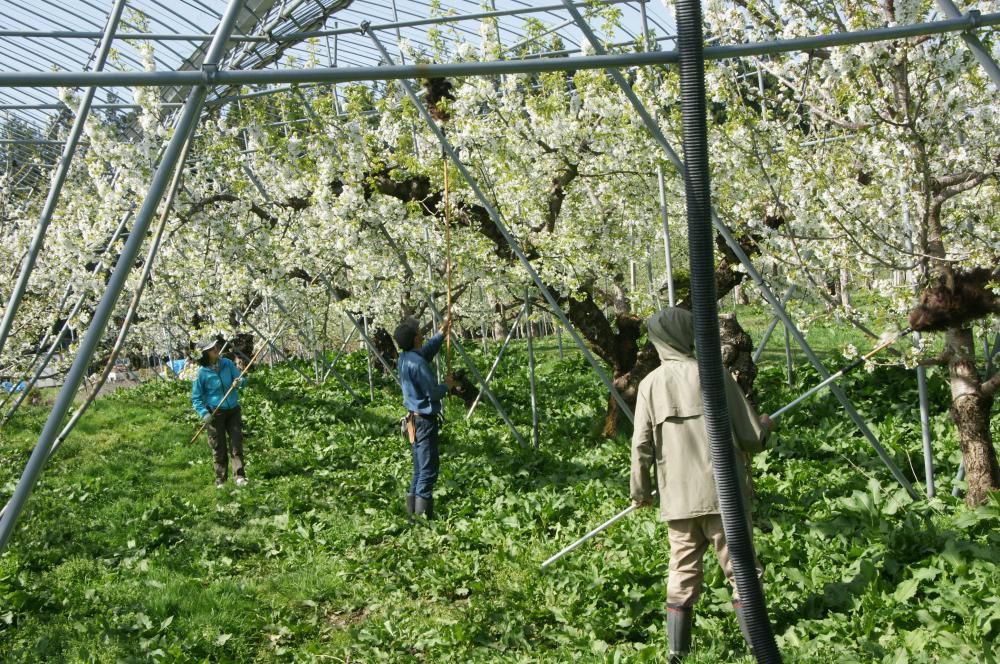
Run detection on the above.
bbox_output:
[675,0,783,661]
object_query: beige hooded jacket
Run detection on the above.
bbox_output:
[630,308,766,521]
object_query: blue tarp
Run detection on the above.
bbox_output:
[169,359,187,376]
[1,381,27,393]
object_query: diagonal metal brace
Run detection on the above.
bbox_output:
[561,0,917,499]
[366,27,635,424]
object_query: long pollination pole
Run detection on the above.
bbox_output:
[542,327,912,569]
[186,322,289,446]
[365,26,635,425]
[443,156,454,380]
[768,329,911,421]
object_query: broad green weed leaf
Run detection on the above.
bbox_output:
[893,578,919,602]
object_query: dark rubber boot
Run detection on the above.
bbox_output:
[667,607,692,662]
[405,494,415,517]
[734,602,754,655]
[414,496,434,519]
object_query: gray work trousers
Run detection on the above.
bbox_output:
[206,406,245,482]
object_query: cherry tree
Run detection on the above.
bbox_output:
[703,0,1000,504]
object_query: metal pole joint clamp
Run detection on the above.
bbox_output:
[201,62,220,85]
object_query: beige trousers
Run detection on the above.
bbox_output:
[666,513,761,608]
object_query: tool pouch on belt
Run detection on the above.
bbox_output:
[400,413,417,444]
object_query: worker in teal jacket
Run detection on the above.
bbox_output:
[192,337,248,488]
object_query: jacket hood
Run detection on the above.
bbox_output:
[647,308,695,362]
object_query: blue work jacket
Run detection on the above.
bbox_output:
[192,357,245,417]
[399,332,447,415]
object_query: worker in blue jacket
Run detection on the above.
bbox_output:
[395,315,453,518]
[192,337,248,488]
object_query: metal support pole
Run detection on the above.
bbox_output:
[265,297,275,368]
[784,323,795,387]
[424,298,528,448]
[363,316,375,400]
[1,211,133,425]
[934,0,1000,88]
[768,331,909,421]
[479,285,489,350]
[953,460,965,497]
[0,0,247,553]
[366,28,634,424]
[312,315,322,384]
[916,360,935,497]
[466,304,527,420]
[903,184,936,498]
[646,246,659,308]
[629,230,637,294]
[541,503,639,569]
[4,14,1000,90]
[268,297,363,402]
[242,316,316,385]
[562,4,916,498]
[642,3,676,309]
[0,0,126,361]
[752,286,795,363]
[526,288,540,449]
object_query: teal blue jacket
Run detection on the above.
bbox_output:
[192,357,245,418]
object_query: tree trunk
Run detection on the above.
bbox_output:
[839,268,850,309]
[946,328,1000,507]
[229,333,255,364]
[602,342,659,438]
[295,166,768,438]
[720,313,758,405]
[371,326,398,372]
[488,292,508,340]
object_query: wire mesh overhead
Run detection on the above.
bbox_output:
[0,1,674,176]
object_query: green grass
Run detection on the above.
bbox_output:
[1,328,998,662]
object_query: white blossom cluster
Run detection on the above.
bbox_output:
[1,2,996,381]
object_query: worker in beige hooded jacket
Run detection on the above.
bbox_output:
[630,307,771,662]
